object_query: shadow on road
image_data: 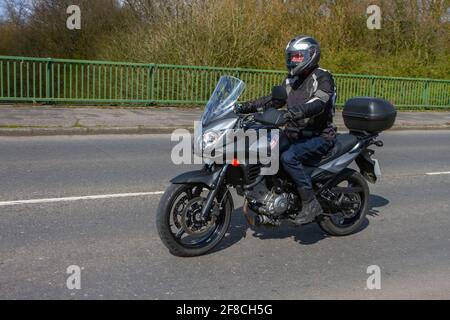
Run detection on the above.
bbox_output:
[368,194,390,217]
[251,222,330,245]
[212,194,389,254]
[211,208,249,254]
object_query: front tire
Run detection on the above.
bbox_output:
[156,183,233,257]
[318,169,370,236]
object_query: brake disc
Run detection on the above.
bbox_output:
[173,195,189,229]
[180,197,216,236]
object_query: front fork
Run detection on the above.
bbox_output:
[201,165,230,219]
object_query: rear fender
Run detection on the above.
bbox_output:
[355,149,377,184]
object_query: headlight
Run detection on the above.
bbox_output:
[194,128,226,158]
[202,130,223,150]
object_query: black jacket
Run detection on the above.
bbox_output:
[240,66,337,140]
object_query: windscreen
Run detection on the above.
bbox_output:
[202,76,245,126]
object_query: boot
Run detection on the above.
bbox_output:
[293,187,323,225]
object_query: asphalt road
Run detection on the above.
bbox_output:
[0,131,449,300]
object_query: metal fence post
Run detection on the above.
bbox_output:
[45,58,53,104]
[423,80,430,107]
[370,76,376,97]
[148,64,155,104]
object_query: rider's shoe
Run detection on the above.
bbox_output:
[293,187,323,225]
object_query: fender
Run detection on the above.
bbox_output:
[170,168,221,189]
[171,166,234,215]
[355,149,377,184]
[220,189,235,214]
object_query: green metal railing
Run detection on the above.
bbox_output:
[1,55,449,108]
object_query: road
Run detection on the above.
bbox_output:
[0,131,449,299]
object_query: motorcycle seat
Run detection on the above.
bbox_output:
[305,133,359,167]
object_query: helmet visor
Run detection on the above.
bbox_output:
[286,49,313,71]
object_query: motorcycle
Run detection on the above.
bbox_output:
[157,76,397,257]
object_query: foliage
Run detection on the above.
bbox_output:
[0,0,449,79]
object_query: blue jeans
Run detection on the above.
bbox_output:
[281,135,334,189]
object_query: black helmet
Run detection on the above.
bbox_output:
[285,36,321,76]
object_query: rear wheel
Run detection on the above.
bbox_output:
[318,169,369,236]
[156,183,233,257]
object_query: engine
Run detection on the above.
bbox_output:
[245,181,297,217]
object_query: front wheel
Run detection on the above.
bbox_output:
[318,169,370,236]
[156,183,233,257]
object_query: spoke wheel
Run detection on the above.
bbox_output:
[157,183,233,257]
[318,169,369,236]
[328,181,363,227]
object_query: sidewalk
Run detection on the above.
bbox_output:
[0,104,449,136]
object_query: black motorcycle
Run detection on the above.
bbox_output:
[157,76,397,257]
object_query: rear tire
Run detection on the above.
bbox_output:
[318,169,369,236]
[156,183,233,257]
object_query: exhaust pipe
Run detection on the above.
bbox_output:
[244,199,281,227]
[254,215,272,226]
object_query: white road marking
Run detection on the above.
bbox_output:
[0,192,164,207]
[426,171,450,176]
[0,170,449,207]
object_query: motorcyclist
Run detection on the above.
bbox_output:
[236,36,337,225]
